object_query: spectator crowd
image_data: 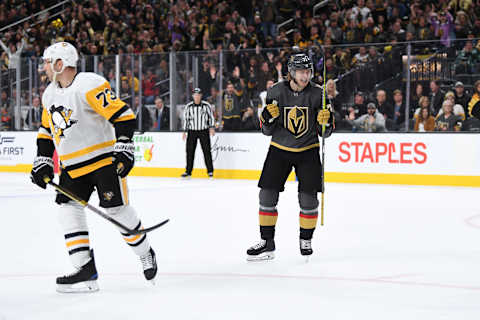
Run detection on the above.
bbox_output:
[2,0,480,132]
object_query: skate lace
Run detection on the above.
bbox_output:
[251,240,266,250]
[300,239,312,250]
[140,252,153,270]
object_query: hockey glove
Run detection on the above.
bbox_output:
[261,100,280,124]
[317,109,331,126]
[113,138,135,178]
[30,156,54,189]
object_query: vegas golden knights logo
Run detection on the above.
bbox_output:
[284,106,309,138]
[224,95,233,112]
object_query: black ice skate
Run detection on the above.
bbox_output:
[180,172,191,179]
[56,250,99,293]
[300,239,313,256]
[140,248,157,283]
[246,239,275,261]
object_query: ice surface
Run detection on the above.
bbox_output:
[0,173,479,319]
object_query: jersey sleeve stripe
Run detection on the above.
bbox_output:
[39,125,51,134]
[113,114,136,123]
[110,106,134,123]
[59,139,116,161]
[37,133,53,140]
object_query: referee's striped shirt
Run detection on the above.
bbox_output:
[183,100,215,131]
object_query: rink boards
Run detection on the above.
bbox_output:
[1,131,480,187]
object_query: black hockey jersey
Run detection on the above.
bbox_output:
[262,80,333,152]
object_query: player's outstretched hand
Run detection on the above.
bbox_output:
[261,100,280,124]
[30,156,54,189]
[317,109,331,126]
[113,138,135,178]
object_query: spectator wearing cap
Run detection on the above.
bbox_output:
[347,102,386,132]
[430,9,454,47]
[429,80,445,115]
[454,81,471,113]
[181,88,215,179]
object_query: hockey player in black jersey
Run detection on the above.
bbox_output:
[247,53,334,261]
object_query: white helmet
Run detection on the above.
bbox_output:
[42,42,78,68]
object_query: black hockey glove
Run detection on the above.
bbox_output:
[113,137,135,178]
[261,100,280,125]
[30,156,54,189]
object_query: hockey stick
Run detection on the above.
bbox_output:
[320,56,327,226]
[44,177,169,235]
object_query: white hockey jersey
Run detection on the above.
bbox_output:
[38,72,135,178]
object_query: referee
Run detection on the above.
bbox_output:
[181,88,216,178]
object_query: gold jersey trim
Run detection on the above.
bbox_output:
[114,114,136,122]
[270,141,320,152]
[222,115,241,119]
[59,140,116,161]
[37,133,53,140]
[67,157,112,178]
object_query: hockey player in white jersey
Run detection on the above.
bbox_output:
[30,42,157,293]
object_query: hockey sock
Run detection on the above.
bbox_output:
[299,208,318,239]
[58,202,90,268]
[298,191,319,240]
[259,206,277,240]
[106,205,151,256]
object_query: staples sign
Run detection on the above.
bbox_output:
[338,141,427,164]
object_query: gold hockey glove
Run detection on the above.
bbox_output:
[261,100,280,124]
[317,109,331,125]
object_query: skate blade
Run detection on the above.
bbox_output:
[148,279,156,286]
[246,252,275,262]
[56,280,99,293]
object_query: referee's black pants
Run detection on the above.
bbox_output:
[186,129,214,175]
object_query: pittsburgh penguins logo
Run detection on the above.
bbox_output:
[48,105,77,144]
[284,106,309,138]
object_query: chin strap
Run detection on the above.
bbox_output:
[52,62,67,88]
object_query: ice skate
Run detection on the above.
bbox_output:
[300,238,313,259]
[56,250,99,293]
[140,248,157,284]
[181,172,191,179]
[246,239,275,261]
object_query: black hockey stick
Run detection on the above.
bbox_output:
[44,177,169,235]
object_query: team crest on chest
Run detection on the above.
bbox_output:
[224,96,233,111]
[48,105,77,144]
[284,106,309,138]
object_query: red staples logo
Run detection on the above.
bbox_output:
[338,141,427,164]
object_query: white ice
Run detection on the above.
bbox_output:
[0,172,479,320]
